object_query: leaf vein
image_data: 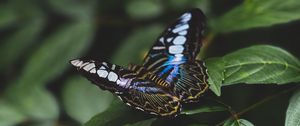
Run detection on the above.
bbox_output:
[226,61,300,72]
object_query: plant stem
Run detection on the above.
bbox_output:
[198,32,215,59]
[215,87,297,126]
[208,97,240,123]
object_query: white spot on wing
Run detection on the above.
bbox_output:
[116,79,127,87]
[173,56,182,62]
[173,36,186,45]
[181,13,191,22]
[80,62,89,68]
[167,37,173,43]
[102,62,108,66]
[118,96,123,101]
[99,66,106,70]
[135,107,144,111]
[97,69,109,78]
[169,45,184,54]
[83,63,95,71]
[159,37,164,43]
[181,13,191,19]
[70,59,81,66]
[112,64,116,70]
[108,72,118,82]
[178,30,187,35]
[175,23,184,28]
[174,54,184,62]
[150,112,158,115]
[90,68,96,73]
[172,24,189,33]
[115,92,123,94]
[153,46,165,50]
[181,13,191,18]
[175,54,184,57]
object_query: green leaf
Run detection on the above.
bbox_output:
[285,89,300,126]
[84,100,125,126]
[205,57,225,96]
[182,100,227,115]
[63,76,113,124]
[211,0,300,33]
[188,124,208,126]
[28,121,56,126]
[223,119,254,126]
[124,118,156,126]
[47,0,96,19]
[85,99,150,126]
[2,19,94,123]
[0,17,45,70]
[167,0,189,8]
[222,45,300,85]
[17,20,94,87]
[182,104,227,115]
[0,4,18,28]
[5,86,59,121]
[126,0,162,20]
[0,100,25,126]
[112,24,163,65]
[206,45,300,94]
[238,119,254,126]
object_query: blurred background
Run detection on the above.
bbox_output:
[0,0,300,126]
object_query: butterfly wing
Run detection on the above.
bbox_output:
[119,83,181,117]
[70,59,181,116]
[142,9,209,102]
[175,60,209,102]
[70,59,136,93]
[142,9,205,71]
[142,9,206,84]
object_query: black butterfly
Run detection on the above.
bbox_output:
[70,8,209,117]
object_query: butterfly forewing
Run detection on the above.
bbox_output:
[143,9,205,72]
[70,59,135,93]
[70,59,181,116]
[141,9,209,101]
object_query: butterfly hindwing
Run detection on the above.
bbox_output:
[175,60,209,102]
[119,83,181,117]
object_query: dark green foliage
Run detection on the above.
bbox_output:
[206,45,300,96]
[223,118,254,126]
[0,0,300,126]
[63,76,113,123]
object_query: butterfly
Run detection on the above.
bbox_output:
[70,8,209,117]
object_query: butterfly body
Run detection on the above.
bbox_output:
[70,8,208,117]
